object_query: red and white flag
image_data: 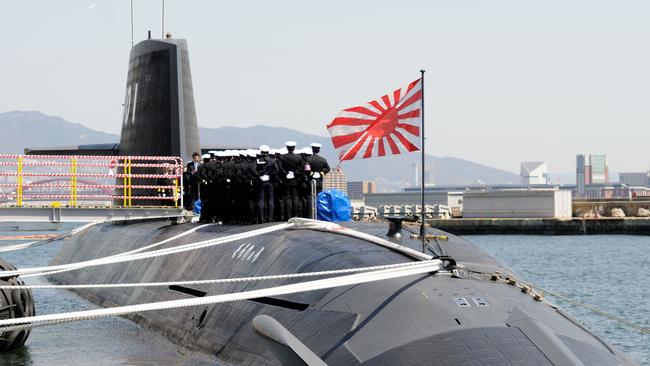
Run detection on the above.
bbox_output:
[327,78,422,162]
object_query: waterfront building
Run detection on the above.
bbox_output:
[323,170,347,193]
[520,161,549,185]
[619,172,650,187]
[463,189,572,219]
[347,181,376,200]
[589,153,609,183]
[576,154,586,197]
[576,153,609,197]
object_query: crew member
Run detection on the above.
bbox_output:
[254,146,277,223]
[197,153,214,222]
[279,141,303,219]
[306,143,330,194]
[186,152,202,210]
[304,143,330,218]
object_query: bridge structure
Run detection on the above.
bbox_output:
[0,155,187,223]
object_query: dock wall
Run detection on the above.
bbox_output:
[427,218,650,235]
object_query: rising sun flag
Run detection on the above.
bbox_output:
[327,78,422,162]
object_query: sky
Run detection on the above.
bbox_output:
[2,0,650,174]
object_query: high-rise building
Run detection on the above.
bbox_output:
[323,170,347,193]
[589,153,608,183]
[576,153,609,195]
[619,172,650,187]
[347,181,377,200]
[520,162,549,185]
[576,154,586,197]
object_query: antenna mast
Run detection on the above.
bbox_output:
[161,0,165,38]
[130,0,134,47]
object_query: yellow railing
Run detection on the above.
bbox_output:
[69,157,77,206]
[0,155,182,208]
[17,156,23,207]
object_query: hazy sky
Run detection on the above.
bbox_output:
[2,0,650,174]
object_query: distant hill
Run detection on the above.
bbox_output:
[0,111,118,152]
[0,111,519,190]
[198,125,519,190]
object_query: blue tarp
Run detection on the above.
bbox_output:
[317,189,352,222]
[193,199,201,215]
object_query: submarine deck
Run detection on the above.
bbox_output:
[46,220,636,365]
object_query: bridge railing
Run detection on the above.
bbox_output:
[0,155,183,208]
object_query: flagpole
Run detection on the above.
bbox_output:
[419,69,426,253]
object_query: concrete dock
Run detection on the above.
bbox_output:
[427,217,650,235]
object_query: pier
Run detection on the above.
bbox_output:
[427,217,650,235]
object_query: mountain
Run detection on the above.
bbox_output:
[198,125,519,190]
[0,111,519,190]
[0,111,119,152]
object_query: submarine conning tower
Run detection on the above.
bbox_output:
[119,38,200,163]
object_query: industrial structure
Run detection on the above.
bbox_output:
[520,161,549,185]
[619,172,650,187]
[323,170,347,193]
[346,181,376,200]
[462,189,572,219]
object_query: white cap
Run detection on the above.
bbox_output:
[259,145,270,153]
[201,153,211,159]
[270,148,278,155]
[280,147,288,154]
[310,143,322,148]
[286,141,297,147]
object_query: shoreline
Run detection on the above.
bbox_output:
[427,217,650,235]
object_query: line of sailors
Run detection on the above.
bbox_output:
[184,141,330,224]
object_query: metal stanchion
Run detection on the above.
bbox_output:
[311,180,317,220]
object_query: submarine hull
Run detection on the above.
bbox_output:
[48,220,637,365]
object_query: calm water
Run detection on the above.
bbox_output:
[0,225,648,365]
[0,224,216,366]
[466,235,649,365]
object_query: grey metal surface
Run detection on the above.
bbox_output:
[24,143,120,156]
[0,207,184,222]
[46,221,638,365]
[119,39,199,163]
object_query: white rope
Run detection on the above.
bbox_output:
[0,221,100,252]
[288,218,433,261]
[3,219,427,279]
[3,222,294,278]
[0,260,441,331]
[0,261,427,290]
[21,222,218,278]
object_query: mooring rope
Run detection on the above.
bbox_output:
[519,278,650,335]
[3,222,295,278]
[466,269,650,335]
[0,261,442,331]
[0,261,428,290]
[3,219,431,279]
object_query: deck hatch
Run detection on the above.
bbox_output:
[453,297,471,307]
[473,297,489,307]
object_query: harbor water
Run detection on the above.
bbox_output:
[467,234,649,366]
[0,225,647,365]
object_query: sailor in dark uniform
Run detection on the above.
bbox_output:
[306,143,330,195]
[254,145,278,223]
[197,153,214,223]
[185,152,202,210]
[279,141,303,219]
[271,148,285,221]
[304,143,330,218]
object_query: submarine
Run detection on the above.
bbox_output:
[4,36,640,365]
